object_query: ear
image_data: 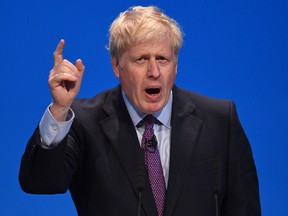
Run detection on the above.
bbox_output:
[175,64,178,74]
[111,57,120,78]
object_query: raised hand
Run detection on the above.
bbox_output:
[48,39,85,121]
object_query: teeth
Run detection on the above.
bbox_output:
[146,88,160,94]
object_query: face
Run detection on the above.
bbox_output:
[112,37,178,114]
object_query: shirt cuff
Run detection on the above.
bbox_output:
[39,104,74,146]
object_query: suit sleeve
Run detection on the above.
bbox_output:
[221,102,261,215]
[19,123,83,194]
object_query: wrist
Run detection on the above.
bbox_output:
[49,103,71,122]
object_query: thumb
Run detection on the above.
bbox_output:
[75,59,85,73]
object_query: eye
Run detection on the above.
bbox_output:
[135,56,148,64]
[156,56,169,64]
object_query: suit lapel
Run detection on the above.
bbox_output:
[100,86,157,216]
[165,87,204,216]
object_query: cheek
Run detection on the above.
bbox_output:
[125,73,143,89]
[119,73,140,97]
[165,72,176,87]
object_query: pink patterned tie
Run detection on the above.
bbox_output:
[141,115,166,216]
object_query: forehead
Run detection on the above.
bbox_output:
[125,38,174,57]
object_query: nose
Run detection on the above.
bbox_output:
[147,59,160,79]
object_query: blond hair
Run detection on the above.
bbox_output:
[108,6,183,59]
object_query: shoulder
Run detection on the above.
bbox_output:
[173,86,235,119]
[173,86,234,110]
[71,85,121,119]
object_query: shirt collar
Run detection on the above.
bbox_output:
[122,90,172,129]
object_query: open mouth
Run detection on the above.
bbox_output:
[145,88,160,95]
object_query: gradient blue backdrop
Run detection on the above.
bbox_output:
[1,0,287,215]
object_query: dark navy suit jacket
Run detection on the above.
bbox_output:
[19,85,261,215]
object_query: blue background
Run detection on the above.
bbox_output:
[1,0,287,215]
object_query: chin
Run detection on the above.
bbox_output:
[142,104,163,114]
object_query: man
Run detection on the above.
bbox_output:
[19,6,261,216]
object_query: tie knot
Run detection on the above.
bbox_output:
[143,114,156,127]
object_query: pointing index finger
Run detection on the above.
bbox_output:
[54,39,65,66]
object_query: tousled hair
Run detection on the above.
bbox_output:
[108,6,184,59]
